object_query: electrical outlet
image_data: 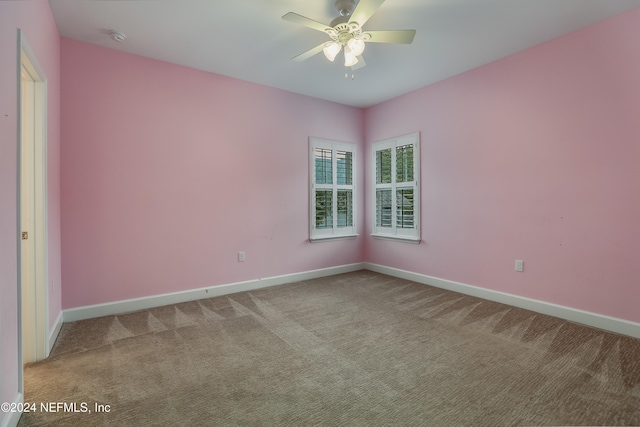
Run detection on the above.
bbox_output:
[238,251,245,262]
[515,260,524,272]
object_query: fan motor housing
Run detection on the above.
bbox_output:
[329,15,350,29]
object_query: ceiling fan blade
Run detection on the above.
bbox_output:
[291,43,326,62]
[348,0,385,27]
[352,56,366,71]
[282,12,331,33]
[365,30,416,44]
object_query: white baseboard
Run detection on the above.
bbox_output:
[47,310,63,357]
[365,263,640,339]
[0,393,23,427]
[63,263,365,322]
[61,261,640,339]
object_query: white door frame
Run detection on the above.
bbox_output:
[17,29,49,380]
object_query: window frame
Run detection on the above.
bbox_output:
[371,132,420,242]
[309,137,357,241]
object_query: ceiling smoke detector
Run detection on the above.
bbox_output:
[109,31,126,42]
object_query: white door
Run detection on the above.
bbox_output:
[19,36,48,366]
[21,66,37,363]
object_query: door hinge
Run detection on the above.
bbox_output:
[22,231,28,240]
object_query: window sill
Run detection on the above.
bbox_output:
[370,234,421,244]
[310,234,359,243]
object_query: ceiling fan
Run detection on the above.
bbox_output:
[283,0,416,70]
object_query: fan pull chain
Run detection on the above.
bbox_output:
[344,73,355,80]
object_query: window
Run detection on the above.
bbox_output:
[372,132,420,241]
[310,138,357,241]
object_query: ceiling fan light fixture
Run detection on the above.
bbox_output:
[323,41,341,62]
[283,0,417,71]
[347,37,365,56]
[343,46,359,67]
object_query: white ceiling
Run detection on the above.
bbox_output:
[49,0,640,108]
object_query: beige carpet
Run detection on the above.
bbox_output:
[20,270,640,426]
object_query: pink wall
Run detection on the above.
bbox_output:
[0,0,61,422]
[60,39,364,308]
[364,8,640,324]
